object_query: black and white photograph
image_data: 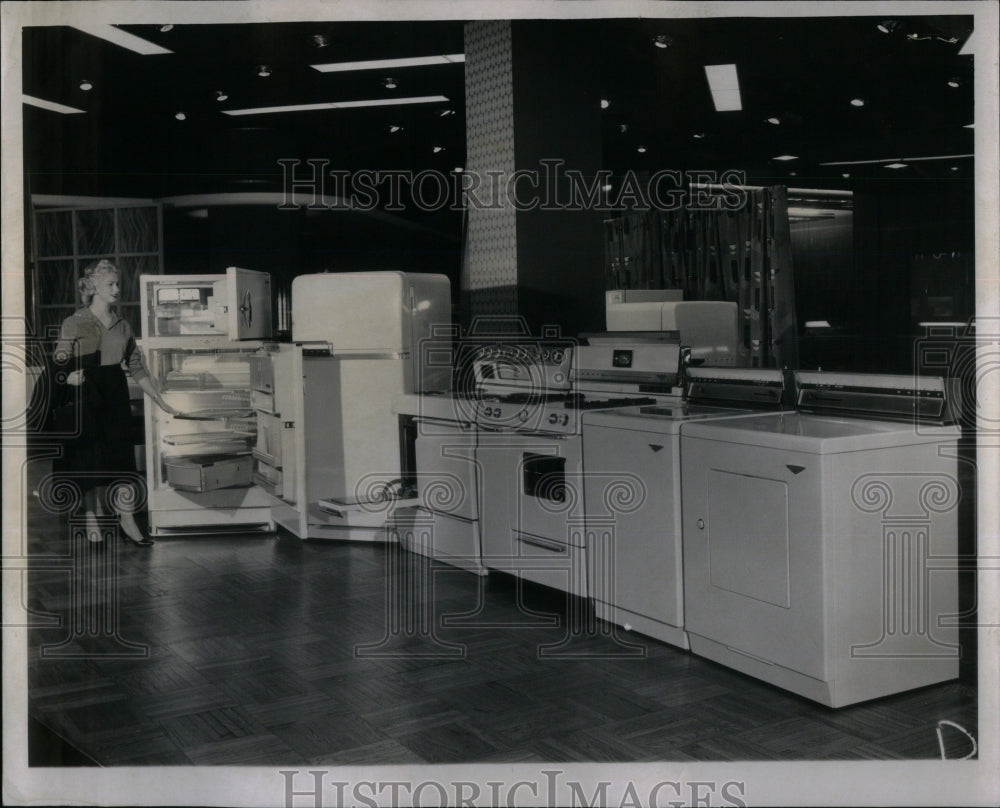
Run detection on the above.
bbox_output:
[2,1,998,806]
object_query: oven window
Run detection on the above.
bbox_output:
[522,453,566,502]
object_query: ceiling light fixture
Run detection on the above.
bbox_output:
[947,77,961,88]
[773,154,798,161]
[600,99,610,109]
[222,95,450,116]
[950,166,959,171]
[382,77,398,90]
[257,65,272,77]
[159,24,174,33]
[842,173,851,178]
[453,167,464,173]
[310,34,329,48]
[637,146,647,153]
[215,90,228,102]
[602,182,614,193]
[766,116,781,125]
[876,20,900,34]
[789,171,797,176]
[79,79,93,91]
[70,23,173,55]
[174,111,187,121]
[906,32,931,42]
[22,94,85,115]
[692,132,706,139]
[619,124,629,134]
[705,64,742,111]
[432,146,445,153]
[850,97,866,107]
[885,162,908,169]
[438,108,455,117]
[311,54,465,73]
[653,35,672,49]
[388,124,404,133]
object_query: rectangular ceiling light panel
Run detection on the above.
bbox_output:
[223,95,450,116]
[311,54,465,73]
[705,63,742,112]
[70,24,173,55]
[22,95,85,114]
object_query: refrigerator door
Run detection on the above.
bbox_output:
[214,267,273,341]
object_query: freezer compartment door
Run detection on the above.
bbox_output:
[213,267,273,340]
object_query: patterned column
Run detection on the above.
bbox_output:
[461,21,519,325]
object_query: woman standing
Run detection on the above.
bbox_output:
[53,259,177,545]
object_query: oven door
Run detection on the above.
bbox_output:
[515,435,583,548]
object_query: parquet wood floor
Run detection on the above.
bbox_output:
[21,458,978,766]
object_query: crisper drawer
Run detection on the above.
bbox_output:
[165,454,253,492]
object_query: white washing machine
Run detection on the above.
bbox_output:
[581,368,788,649]
[680,372,962,707]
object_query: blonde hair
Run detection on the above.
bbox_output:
[78,259,120,305]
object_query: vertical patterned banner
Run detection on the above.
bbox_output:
[461,21,519,326]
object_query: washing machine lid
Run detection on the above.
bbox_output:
[581,401,752,433]
[680,411,960,453]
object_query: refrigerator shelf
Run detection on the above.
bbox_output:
[163,431,253,446]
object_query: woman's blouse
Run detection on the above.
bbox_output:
[56,307,149,382]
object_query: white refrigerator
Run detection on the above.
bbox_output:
[261,272,452,540]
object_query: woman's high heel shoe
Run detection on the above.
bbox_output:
[118,513,154,546]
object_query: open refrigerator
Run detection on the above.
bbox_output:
[253,271,452,540]
[140,268,275,536]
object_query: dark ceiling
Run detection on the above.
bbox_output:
[22,14,975,202]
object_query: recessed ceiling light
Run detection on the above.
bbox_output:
[223,95,450,116]
[876,20,900,34]
[453,166,464,173]
[215,90,228,102]
[159,24,174,33]
[850,97,865,107]
[947,77,961,88]
[773,154,798,161]
[432,146,445,153]
[950,166,959,171]
[842,172,851,178]
[963,123,974,128]
[79,79,93,91]
[766,116,781,125]
[383,77,398,90]
[692,132,706,139]
[311,54,465,73]
[257,65,272,77]
[22,95,85,115]
[600,99,610,109]
[637,146,647,154]
[885,162,908,169]
[438,108,456,117]
[175,111,187,121]
[388,124,404,133]
[705,64,742,111]
[789,171,797,176]
[653,35,672,49]
[310,34,329,48]
[601,183,613,193]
